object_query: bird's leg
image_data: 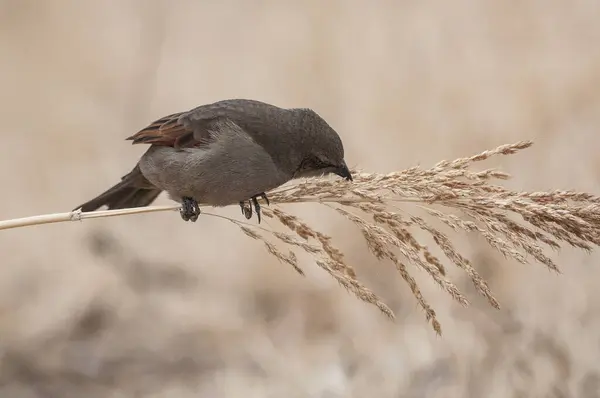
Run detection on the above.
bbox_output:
[259,192,270,206]
[249,192,270,224]
[239,200,252,219]
[190,200,200,222]
[180,196,200,222]
[251,197,262,224]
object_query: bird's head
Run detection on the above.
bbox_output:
[291,108,353,182]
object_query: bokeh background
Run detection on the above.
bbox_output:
[1,1,600,397]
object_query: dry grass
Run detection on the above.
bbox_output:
[7,140,592,335]
[225,140,598,334]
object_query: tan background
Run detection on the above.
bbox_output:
[1,0,600,397]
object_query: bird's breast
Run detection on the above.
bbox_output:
[139,144,290,206]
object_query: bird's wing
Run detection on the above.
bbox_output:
[127,100,281,149]
[126,110,226,149]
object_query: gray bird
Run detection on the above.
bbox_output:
[73,99,352,223]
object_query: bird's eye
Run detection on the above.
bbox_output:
[302,157,328,170]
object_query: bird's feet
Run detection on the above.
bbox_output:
[180,196,200,222]
[239,201,253,219]
[239,192,270,223]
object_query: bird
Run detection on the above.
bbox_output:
[73,99,353,223]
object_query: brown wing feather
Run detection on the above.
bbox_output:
[126,112,197,149]
[127,109,231,149]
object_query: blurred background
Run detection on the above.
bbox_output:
[1,0,600,397]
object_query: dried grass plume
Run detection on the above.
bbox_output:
[3,141,600,335]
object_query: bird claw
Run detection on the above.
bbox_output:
[180,197,200,222]
[251,197,262,224]
[259,192,270,206]
[239,201,252,219]
[240,192,270,224]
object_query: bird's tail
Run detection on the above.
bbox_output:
[73,165,162,212]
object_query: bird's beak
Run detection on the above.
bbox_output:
[334,161,353,181]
